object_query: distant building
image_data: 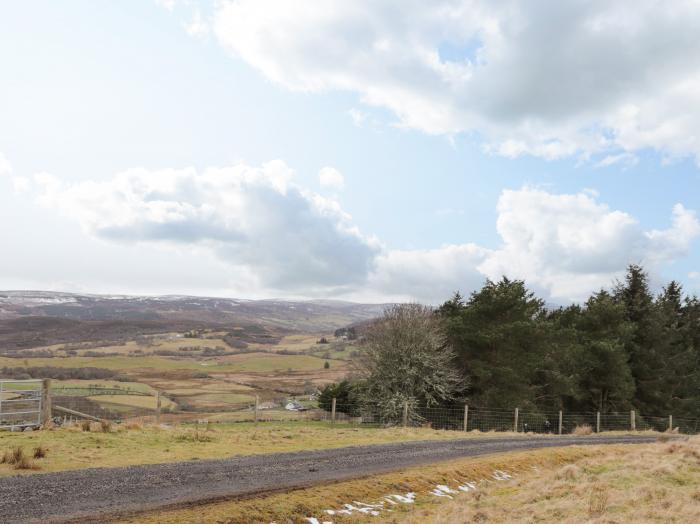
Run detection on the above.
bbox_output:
[285,400,307,411]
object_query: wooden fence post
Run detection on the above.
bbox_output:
[255,395,259,424]
[630,410,636,431]
[514,407,519,432]
[402,401,408,428]
[41,379,52,427]
[596,411,601,433]
[155,391,161,425]
[463,404,469,432]
[331,397,337,424]
[558,410,563,435]
[669,414,673,432]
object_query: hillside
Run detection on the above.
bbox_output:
[0,291,387,351]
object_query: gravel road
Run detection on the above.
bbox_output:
[1,434,657,523]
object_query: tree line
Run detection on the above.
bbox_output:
[320,265,700,420]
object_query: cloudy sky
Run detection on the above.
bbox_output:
[2,0,700,304]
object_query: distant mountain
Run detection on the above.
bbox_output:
[0,290,389,332]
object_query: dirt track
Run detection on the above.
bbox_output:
[1,434,657,523]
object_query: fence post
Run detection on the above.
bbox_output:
[331,397,337,424]
[41,379,52,427]
[255,395,259,424]
[463,404,469,432]
[630,410,636,431]
[596,411,601,433]
[402,401,408,428]
[558,410,563,435]
[514,407,519,432]
[669,414,673,432]
[155,391,161,425]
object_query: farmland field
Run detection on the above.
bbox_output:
[1,324,358,418]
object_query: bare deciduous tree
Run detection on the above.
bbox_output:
[355,303,466,422]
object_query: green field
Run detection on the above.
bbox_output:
[0,353,336,374]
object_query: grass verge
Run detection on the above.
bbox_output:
[391,436,700,523]
[0,422,499,476]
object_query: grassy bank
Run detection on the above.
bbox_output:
[390,435,700,523]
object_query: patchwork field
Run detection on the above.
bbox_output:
[1,326,358,416]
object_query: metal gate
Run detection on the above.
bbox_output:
[0,379,43,429]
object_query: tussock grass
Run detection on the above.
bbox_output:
[0,446,39,470]
[392,437,700,523]
[32,445,48,459]
[174,428,215,443]
[572,423,593,436]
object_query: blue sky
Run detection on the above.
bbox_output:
[2,1,700,304]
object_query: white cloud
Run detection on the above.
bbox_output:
[184,9,209,38]
[477,188,700,302]
[318,166,345,190]
[12,177,31,194]
[34,161,379,293]
[29,161,699,303]
[348,108,368,128]
[595,152,639,169]
[368,244,490,303]
[212,0,700,163]
[0,152,12,177]
[155,0,176,12]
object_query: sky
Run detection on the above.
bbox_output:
[2,0,700,305]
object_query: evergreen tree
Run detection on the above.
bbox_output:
[613,265,662,414]
[438,278,549,409]
[572,291,635,413]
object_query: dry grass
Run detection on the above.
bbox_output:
[391,436,700,523]
[0,446,39,470]
[572,423,593,435]
[1,446,24,465]
[32,445,48,459]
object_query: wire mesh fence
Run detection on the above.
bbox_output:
[23,384,700,435]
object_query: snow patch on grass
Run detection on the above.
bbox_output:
[290,469,516,523]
